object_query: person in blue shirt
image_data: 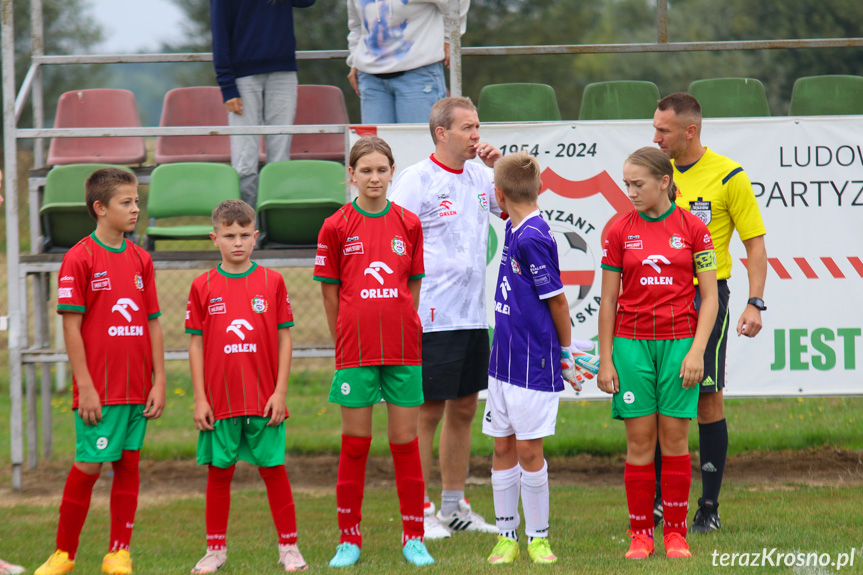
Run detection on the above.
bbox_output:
[211,0,316,207]
[482,152,580,566]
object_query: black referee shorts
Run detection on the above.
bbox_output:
[421,328,490,401]
[695,280,731,394]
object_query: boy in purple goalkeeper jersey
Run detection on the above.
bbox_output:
[482,152,574,566]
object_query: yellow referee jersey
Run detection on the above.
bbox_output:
[673,148,766,280]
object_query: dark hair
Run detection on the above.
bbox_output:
[429,97,476,144]
[494,152,542,204]
[349,136,395,169]
[657,92,702,120]
[85,168,137,220]
[625,147,678,203]
[212,199,255,228]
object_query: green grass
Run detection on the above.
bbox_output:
[1,368,862,465]
[3,483,861,574]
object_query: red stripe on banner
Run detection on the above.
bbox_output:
[820,257,845,279]
[848,257,863,278]
[794,258,818,279]
[560,270,596,285]
[351,125,377,137]
[767,258,792,279]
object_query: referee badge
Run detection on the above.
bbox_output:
[689,200,712,225]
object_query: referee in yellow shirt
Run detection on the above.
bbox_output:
[651,93,768,533]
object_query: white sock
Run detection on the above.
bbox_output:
[521,460,550,540]
[491,463,521,539]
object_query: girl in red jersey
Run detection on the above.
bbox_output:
[597,147,718,560]
[313,137,433,567]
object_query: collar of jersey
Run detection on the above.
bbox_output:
[90,232,126,253]
[429,153,464,174]
[673,147,709,173]
[511,209,542,232]
[637,203,676,222]
[352,199,390,218]
[217,261,257,278]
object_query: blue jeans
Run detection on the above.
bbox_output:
[358,62,447,124]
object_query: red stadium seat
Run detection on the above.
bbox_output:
[155,86,266,164]
[290,85,349,162]
[47,89,147,166]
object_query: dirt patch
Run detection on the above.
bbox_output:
[2,447,861,506]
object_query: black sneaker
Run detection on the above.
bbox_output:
[653,495,664,527]
[690,498,721,533]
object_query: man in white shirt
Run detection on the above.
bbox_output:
[389,97,502,539]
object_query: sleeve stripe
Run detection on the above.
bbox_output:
[538,287,565,300]
[185,328,203,335]
[58,304,86,313]
[278,321,295,329]
[147,311,162,320]
[408,273,425,280]
[722,166,743,185]
[601,263,622,272]
[313,275,341,284]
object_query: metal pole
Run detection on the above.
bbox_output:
[2,0,25,491]
[31,0,45,166]
[656,0,668,44]
[448,0,462,97]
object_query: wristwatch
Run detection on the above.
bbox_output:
[747,297,767,311]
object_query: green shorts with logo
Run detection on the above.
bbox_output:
[197,416,286,469]
[74,404,147,463]
[611,337,699,421]
[329,365,423,408]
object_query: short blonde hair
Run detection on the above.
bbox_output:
[429,97,476,144]
[493,152,542,204]
[212,199,255,229]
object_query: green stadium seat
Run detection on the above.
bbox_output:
[579,81,660,120]
[144,163,240,250]
[689,77,771,117]
[257,160,345,247]
[789,75,863,116]
[40,164,135,253]
[478,83,561,122]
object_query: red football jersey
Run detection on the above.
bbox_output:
[601,206,716,340]
[313,201,425,369]
[57,234,161,408]
[185,263,294,421]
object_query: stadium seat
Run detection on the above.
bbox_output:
[47,89,147,166]
[689,78,771,117]
[40,164,135,252]
[789,75,863,116]
[291,85,350,161]
[155,86,266,164]
[143,163,240,250]
[478,83,562,122]
[578,81,661,120]
[257,160,345,247]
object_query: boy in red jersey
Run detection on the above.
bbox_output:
[185,200,306,573]
[314,137,433,567]
[36,168,166,575]
[598,147,718,560]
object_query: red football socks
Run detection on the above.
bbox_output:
[336,434,371,547]
[109,450,140,551]
[57,464,101,559]
[661,454,692,538]
[624,462,656,537]
[259,465,298,545]
[205,464,236,550]
[390,438,425,544]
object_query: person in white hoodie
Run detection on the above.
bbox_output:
[347,0,469,124]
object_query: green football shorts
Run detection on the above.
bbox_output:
[329,365,423,408]
[197,416,286,468]
[74,404,147,463]
[611,337,699,421]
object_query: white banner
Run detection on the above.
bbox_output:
[354,117,863,397]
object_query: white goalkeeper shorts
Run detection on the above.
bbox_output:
[482,376,560,440]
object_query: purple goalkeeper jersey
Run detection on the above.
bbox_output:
[489,211,565,392]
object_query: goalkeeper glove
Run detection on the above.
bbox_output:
[561,347,585,392]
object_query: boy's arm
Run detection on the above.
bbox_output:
[189,334,214,431]
[546,292,571,348]
[321,282,340,345]
[143,317,167,420]
[408,278,422,311]
[264,328,293,426]
[63,313,101,426]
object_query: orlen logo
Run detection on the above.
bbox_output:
[641,255,673,285]
[109,298,143,336]
[439,199,457,217]
[642,255,671,274]
[112,298,139,322]
[495,276,511,315]
[226,319,253,341]
[364,261,393,285]
[362,261,397,299]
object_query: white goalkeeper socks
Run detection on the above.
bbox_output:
[521,460,550,541]
[491,463,521,540]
